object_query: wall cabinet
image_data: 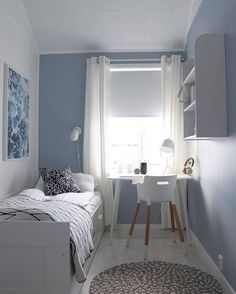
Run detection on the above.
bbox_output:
[180,34,227,140]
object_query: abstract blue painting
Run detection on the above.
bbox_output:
[5,66,30,160]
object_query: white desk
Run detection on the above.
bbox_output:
[108,174,191,244]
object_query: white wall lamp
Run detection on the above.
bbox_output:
[160,138,174,175]
[70,126,82,171]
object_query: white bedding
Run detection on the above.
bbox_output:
[83,192,103,216]
[20,188,102,216]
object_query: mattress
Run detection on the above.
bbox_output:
[84,191,103,217]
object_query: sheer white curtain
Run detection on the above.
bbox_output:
[83,56,112,225]
[161,55,186,228]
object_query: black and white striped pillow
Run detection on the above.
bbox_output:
[41,167,80,196]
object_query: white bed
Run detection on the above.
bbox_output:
[0,188,104,294]
[71,191,104,294]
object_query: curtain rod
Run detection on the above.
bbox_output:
[110,58,162,62]
[110,57,185,62]
[96,57,185,64]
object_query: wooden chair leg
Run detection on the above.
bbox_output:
[128,203,141,237]
[144,205,151,259]
[169,202,175,233]
[145,205,151,246]
[172,203,184,242]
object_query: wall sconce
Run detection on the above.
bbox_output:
[70,126,82,171]
[70,126,82,141]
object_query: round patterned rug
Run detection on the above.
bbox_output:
[89,261,222,294]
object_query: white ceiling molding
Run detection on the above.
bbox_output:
[21,0,199,54]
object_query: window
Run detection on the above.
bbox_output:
[109,117,164,174]
[109,64,163,174]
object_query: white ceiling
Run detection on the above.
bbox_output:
[21,0,202,53]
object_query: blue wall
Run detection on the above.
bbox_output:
[186,0,236,290]
[39,51,183,224]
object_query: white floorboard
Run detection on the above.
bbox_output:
[80,226,220,294]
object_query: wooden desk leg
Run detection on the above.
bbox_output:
[172,203,184,242]
[109,179,121,245]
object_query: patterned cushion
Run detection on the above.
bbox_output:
[40,167,80,196]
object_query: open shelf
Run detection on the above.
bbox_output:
[183,67,195,85]
[185,135,211,140]
[181,34,227,140]
[184,101,196,112]
[184,135,196,140]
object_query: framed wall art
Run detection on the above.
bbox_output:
[4,64,30,160]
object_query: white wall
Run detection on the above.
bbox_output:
[0,0,39,199]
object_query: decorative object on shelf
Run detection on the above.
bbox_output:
[160,138,174,175]
[70,126,82,171]
[183,157,194,175]
[177,84,190,103]
[134,168,140,174]
[4,64,30,160]
[140,162,147,174]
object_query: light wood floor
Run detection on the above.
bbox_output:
[80,227,216,294]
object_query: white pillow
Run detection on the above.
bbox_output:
[72,173,95,192]
[20,188,50,201]
[35,176,45,192]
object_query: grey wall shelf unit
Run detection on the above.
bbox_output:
[181,34,227,140]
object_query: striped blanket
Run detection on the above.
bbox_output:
[0,193,94,282]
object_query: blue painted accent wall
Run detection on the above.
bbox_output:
[186,0,236,290]
[39,51,183,225]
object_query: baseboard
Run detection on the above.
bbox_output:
[190,230,235,294]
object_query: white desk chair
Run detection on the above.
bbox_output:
[126,175,184,260]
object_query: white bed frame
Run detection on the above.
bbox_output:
[0,201,104,294]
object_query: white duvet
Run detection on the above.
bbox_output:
[19,188,95,207]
